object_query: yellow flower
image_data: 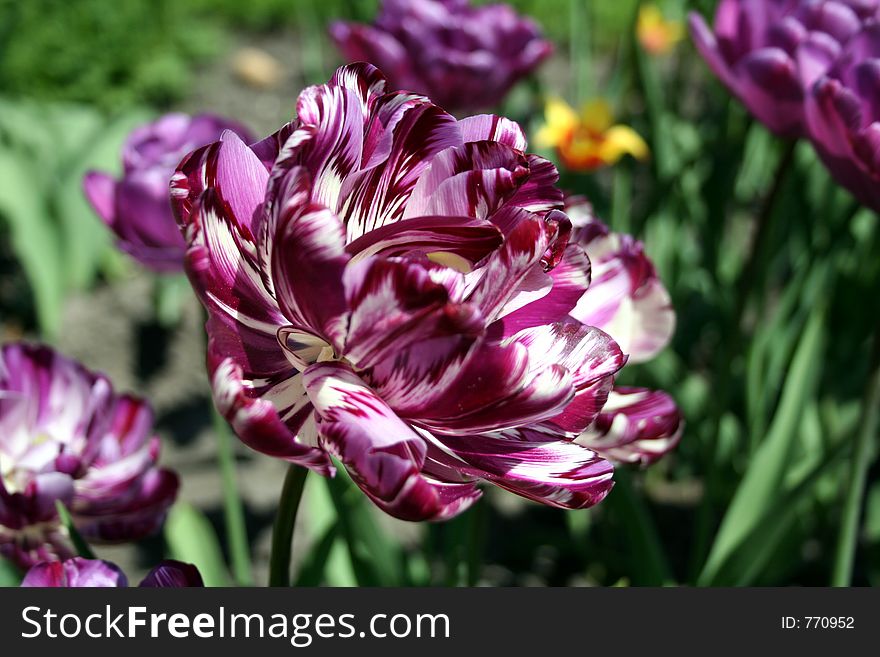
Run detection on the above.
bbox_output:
[535,98,649,172]
[637,4,685,56]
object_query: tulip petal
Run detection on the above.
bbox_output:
[345,215,503,267]
[342,256,481,369]
[427,427,614,509]
[140,560,205,587]
[304,362,480,521]
[458,114,528,150]
[577,387,683,465]
[209,352,332,474]
[500,244,591,334]
[269,166,350,348]
[21,557,128,588]
[465,210,549,323]
[82,171,117,226]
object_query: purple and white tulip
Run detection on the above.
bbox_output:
[689,0,880,138]
[559,198,681,466]
[0,343,178,568]
[172,63,628,521]
[21,557,203,588]
[565,197,675,365]
[576,387,683,466]
[329,0,552,113]
[84,113,253,272]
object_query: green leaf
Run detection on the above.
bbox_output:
[605,469,673,586]
[704,432,848,586]
[0,556,22,587]
[699,298,828,584]
[0,150,65,338]
[294,523,340,587]
[164,503,231,587]
[55,501,96,559]
[325,469,404,586]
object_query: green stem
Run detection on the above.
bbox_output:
[569,0,592,103]
[212,409,253,586]
[832,322,880,586]
[269,465,308,587]
[466,500,487,587]
[733,139,797,328]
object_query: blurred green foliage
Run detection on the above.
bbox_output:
[0,0,219,108]
[0,0,878,588]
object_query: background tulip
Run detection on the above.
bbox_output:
[689,0,880,138]
[0,343,178,568]
[83,113,253,272]
[329,0,552,112]
[805,20,880,211]
[21,556,202,587]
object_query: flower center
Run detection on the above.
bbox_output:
[277,327,350,373]
[0,433,54,495]
[0,450,22,494]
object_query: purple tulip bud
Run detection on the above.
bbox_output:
[330,0,552,113]
[84,113,253,272]
[21,557,202,588]
[689,0,880,138]
[0,343,178,569]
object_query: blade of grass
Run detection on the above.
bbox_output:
[55,501,96,559]
[605,469,673,585]
[698,294,828,585]
[832,322,880,585]
[164,502,231,587]
[325,469,403,586]
[707,430,849,586]
[211,408,253,586]
[294,522,340,587]
[0,556,21,587]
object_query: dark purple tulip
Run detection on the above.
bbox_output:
[171,64,627,521]
[21,557,203,588]
[689,0,880,138]
[0,343,178,568]
[805,20,880,210]
[330,0,553,112]
[84,113,253,272]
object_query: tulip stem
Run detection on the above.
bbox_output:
[269,465,309,587]
[212,409,253,586]
[733,139,797,326]
[831,321,880,586]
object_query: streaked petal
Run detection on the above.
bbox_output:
[21,558,127,588]
[499,244,591,334]
[209,353,332,473]
[426,426,614,509]
[342,256,482,368]
[345,215,503,267]
[269,166,349,348]
[303,362,480,521]
[458,114,528,150]
[577,387,683,465]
